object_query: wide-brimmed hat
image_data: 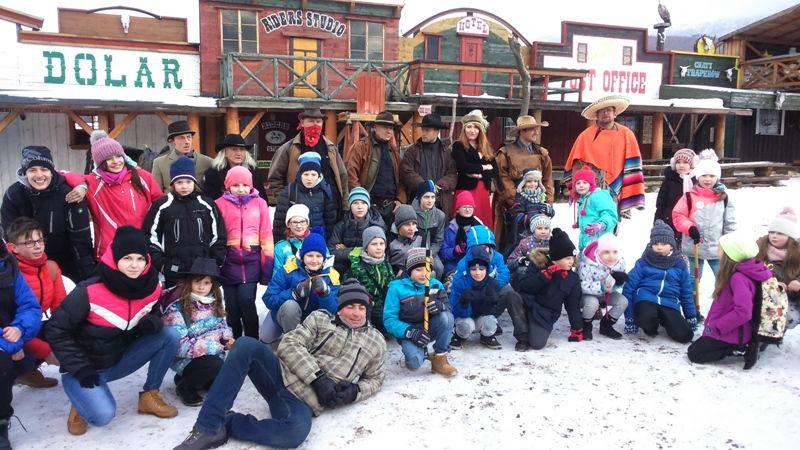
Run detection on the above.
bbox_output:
[373,110,398,126]
[581,95,630,120]
[215,134,254,152]
[512,115,549,132]
[179,257,220,278]
[167,120,196,141]
[414,113,448,129]
[298,109,325,120]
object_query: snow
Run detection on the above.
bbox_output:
[632,97,727,109]
[11,180,800,449]
[0,89,218,109]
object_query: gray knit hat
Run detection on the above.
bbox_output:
[392,204,418,233]
[650,220,677,247]
[517,169,543,191]
[405,247,428,273]
[337,278,372,311]
[362,225,386,248]
[529,214,552,234]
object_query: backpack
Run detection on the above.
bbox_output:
[743,276,789,369]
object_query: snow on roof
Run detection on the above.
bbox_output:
[666,84,800,96]
[0,88,218,109]
[632,97,726,109]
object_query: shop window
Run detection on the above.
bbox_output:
[221,9,258,53]
[69,114,101,150]
[425,35,441,60]
[577,43,588,63]
[622,46,633,66]
[350,21,384,60]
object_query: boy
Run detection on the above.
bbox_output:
[273,152,336,240]
[389,205,423,274]
[329,187,385,274]
[412,180,446,259]
[449,246,501,349]
[346,226,394,334]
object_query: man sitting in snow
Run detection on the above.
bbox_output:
[173,279,386,450]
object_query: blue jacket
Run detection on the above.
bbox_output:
[576,188,618,250]
[453,225,510,286]
[273,237,304,279]
[264,256,340,328]
[450,275,500,319]
[439,217,483,275]
[622,252,696,321]
[383,276,446,339]
[0,257,42,354]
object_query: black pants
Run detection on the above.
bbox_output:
[528,322,551,350]
[372,199,396,236]
[634,302,693,344]
[224,282,259,339]
[687,336,740,364]
[0,350,35,419]
[180,355,225,391]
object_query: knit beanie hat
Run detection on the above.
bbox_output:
[348,187,371,208]
[285,204,310,226]
[362,225,386,248]
[90,130,125,166]
[719,232,759,263]
[595,233,621,257]
[768,207,800,240]
[405,247,428,273]
[548,228,577,261]
[453,190,475,211]
[416,180,436,200]
[337,278,372,311]
[517,169,543,191]
[468,245,491,269]
[170,155,196,184]
[297,152,322,176]
[299,230,327,259]
[225,166,253,189]
[529,214,552,234]
[649,219,677,247]
[694,149,721,178]
[392,204,418,232]
[461,109,489,133]
[18,146,55,174]
[670,148,697,170]
[572,165,597,191]
[111,226,149,263]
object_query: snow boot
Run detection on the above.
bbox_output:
[176,381,204,407]
[480,334,502,350]
[583,320,594,341]
[450,333,465,350]
[173,426,228,450]
[599,315,623,340]
[493,324,503,336]
[429,353,457,377]
[515,340,531,352]
[0,419,10,450]
[138,389,178,418]
[67,407,88,436]
[15,368,58,388]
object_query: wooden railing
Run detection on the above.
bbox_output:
[741,53,800,90]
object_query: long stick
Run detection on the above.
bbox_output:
[448,98,457,141]
[693,243,701,315]
[422,244,432,333]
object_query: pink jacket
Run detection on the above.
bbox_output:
[215,190,274,284]
[671,186,736,260]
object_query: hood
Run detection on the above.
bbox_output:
[734,258,773,283]
[582,240,599,263]
[466,225,495,249]
[663,165,681,182]
[100,245,153,273]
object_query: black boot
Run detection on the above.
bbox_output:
[515,340,531,352]
[493,324,503,336]
[450,333,465,350]
[173,426,228,450]
[599,315,623,340]
[0,419,10,450]
[176,380,204,407]
[583,320,593,341]
[480,334,502,350]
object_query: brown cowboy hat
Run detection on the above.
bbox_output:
[298,109,325,120]
[581,95,630,120]
[373,111,398,127]
[512,115,549,132]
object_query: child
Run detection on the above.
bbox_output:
[273,204,310,279]
[440,191,483,276]
[345,226,395,334]
[273,152,336,240]
[623,220,697,343]
[510,169,555,245]
[687,233,772,365]
[383,247,457,376]
[5,217,63,388]
[0,232,42,449]
[329,187,385,274]
[389,205,423,274]
[160,258,233,406]
[755,207,800,332]
[412,180,446,259]
[571,165,618,251]
[654,148,697,243]
[577,233,628,340]
[449,246,501,350]
[507,214,551,278]
[144,156,227,288]
[215,166,274,339]
[262,231,340,343]
[509,228,582,351]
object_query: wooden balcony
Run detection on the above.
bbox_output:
[741,53,800,90]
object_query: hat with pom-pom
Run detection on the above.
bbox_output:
[694,149,721,179]
[670,148,697,170]
[649,219,677,247]
[769,207,800,240]
[90,130,125,166]
[548,228,577,261]
[572,165,597,191]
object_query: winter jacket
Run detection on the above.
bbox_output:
[453,225,511,286]
[383,276,448,338]
[215,190,274,285]
[672,186,736,260]
[45,250,162,375]
[575,188,618,250]
[507,235,549,273]
[344,133,407,203]
[654,166,695,236]
[389,235,423,273]
[276,309,386,416]
[160,288,233,375]
[16,254,66,359]
[451,141,498,191]
[439,217,483,274]
[517,266,582,331]
[268,134,348,206]
[0,255,42,355]
[400,138,458,218]
[273,179,336,240]
[264,256,339,329]
[577,240,627,297]
[150,149,213,192]
[496,139,555,205]
[143,191,227,286]
[511,189,554,226]
[412,199,446,257]
[2,173,95,280]
[450,272,500,319]
[623,252,696,321]
[345,247,394,310]
[203,165,268,202]
[63,169,163,259]
[273,237,304,279]
[702,258,772,345]
[329,208,385,251]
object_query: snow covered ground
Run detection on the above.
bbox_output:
[11,181,800,449]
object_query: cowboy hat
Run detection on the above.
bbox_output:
[581,95,630,120]
[167,120,196,141]
[373,110,398,127]
[215,134,254,152]
[298,109,325,120]
[512,115,549,132]
[178,257,220,278]
[413,113,448,129]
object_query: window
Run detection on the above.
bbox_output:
[221,9,258,53]
[577,43,587,63]
[425,35,441,60]
[622,46,633,66]
[69,114,102,150]
[350,21,384,60]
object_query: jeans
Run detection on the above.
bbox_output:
[688,258,720,281]
[62,327,180,427]
[0,350,35,419]
[398,311,454,370]
[224,282,259,339]
[195,337,312,448]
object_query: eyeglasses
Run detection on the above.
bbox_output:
[289,220,309,226]
[459,205,474,210]
[17,238,45,248]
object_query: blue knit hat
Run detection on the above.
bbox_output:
[348,187,371,208]
[297,152,322,177]
[416,180,436,200]
[299,230,327,259]
[170,156,196,184]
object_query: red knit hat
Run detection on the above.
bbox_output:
[572,166,596,191]
[453,191,475,211]
[225,166,253,189]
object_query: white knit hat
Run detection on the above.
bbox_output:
[285,204,310,226]
[769,207,800,240]
[694,149,721,178]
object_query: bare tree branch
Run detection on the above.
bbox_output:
[508,36,530,116]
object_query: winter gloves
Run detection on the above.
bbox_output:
[454,242,467,256]
[687,316,698,332]
[584,222,606,237]
[624,317,639,334]
[334,381,359,405]
[426,298,445,315]
[293,280,311,300]
[75,366,101,389]
[611,271,628,285]
[568,327,584,342]
[405,327,431,347]
[688,226,702,244]
[293,277,331,301]
[311,277,331,296]
[312,374,360,408]
[137,314,163,335]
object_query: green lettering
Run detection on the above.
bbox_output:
[43,51,65,84]
[74,53,97,86]
[134,57,155,88]
[162,58,182,89]
[104,54,126,87]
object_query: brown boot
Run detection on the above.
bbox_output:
[15,368,58,388]
[67,407,88,436]
[429,353,457,377]
[138,389,178,418]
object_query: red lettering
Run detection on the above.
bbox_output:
[638,72,646,93]
[587,69,595,90]
[603,70,611,91]
[631,72,639,92]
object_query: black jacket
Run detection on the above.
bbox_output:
[518,267,582,331]
[451,141,499,191]
[273,181,336,240]
[202,165,268,201]
[329,208,386,250]
[654,166,696,234]
[1,173,95,281]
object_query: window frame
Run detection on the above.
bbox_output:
[622,46,633,66]
[424,33,442,61]
[220,9,259,54]
[577,42,588,63]
[348,19,385,61]
[68,114,107,150]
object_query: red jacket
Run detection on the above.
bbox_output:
[12,251,66,359]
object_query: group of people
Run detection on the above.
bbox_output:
[0,95,796,450]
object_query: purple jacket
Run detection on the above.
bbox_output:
[702,258,771,345]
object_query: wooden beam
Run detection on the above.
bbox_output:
[651,112,664,160]
[324,110,337,143]
[97,113,110,134]
[204,116,218,157]
[241,110,265,139]
[226,108,240,134]
[532,109,543,144]
[188,112,201,152]
[66,111,93,135]
[0,111,19,135]
[108,112,139,139]
[155,111,173,125]
[714,115,726,158]
[411,112,421,141]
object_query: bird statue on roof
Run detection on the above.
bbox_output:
[658,0,672,25]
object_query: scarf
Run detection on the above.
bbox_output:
[222,188,259,206]
[190,292,217,305]
[11,251,47,268]
[96,166,129,186]
[455,215,481,245]
[335,313,367,330]
[680,172,695,195]
[301,124,322,147]
[767,244,787,263]
[360,251,385,265]
[519,186,546,204]
[642,247,682,270]
[98,260,159,300]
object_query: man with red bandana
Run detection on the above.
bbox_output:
[268,109,349,217]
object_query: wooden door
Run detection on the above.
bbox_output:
[459,36,484,96]
[290,38,320,98]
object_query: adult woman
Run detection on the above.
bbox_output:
[46,226,179,435]
[202,134,267,200]
[451,110,498,231]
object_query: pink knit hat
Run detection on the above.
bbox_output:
[224,166,253,189]
[90,130,125,166]
[670,148,697,170]
[769,207,800,240]
[595,233,621,257]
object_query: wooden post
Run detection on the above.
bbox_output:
[324,110,337,143]
[66,111,93,135]
[226,108,240,134]
[241,111,266,140]
[532,109,543,144]
[98,113,110,133]
[188,113,201,153]
[714,114,725,158]
[651,112,664,160]
[155,112,173,125]
[411,112,422,142]
[0,111,20,134]
[109,113,139,139]
[204,116,218,157]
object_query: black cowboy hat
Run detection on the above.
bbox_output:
[179,257,220,278]
[298,109,325,120]
[215,134,254,152]
[167,120,196,141]
[373,110,397,127]
[413,113,448,129]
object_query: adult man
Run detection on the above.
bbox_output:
[173,280,386,450]
[268,109,348,214]
[151,120,214,192]
[565,95,645,215]
[202,134,267,200]
[494,115,554,247]
[400,113,457,219]
[345,110,407,226]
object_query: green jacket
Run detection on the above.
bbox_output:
[345,247,395,309]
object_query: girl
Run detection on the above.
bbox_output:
[654,148,697,242]
[755,207,800,332]
[215,166,274,339]
[143,156,227,288]
[577,233,628,340]
[440,191,483,276]
[329,187,385,274]
[507,214,551,278]
[511,169,555,239]
[346,226,395,334]
[571,165,618,251]
[687,233,772,365]
[160,258,233,407]
[452,110,498,230]
[273,204,311,279]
